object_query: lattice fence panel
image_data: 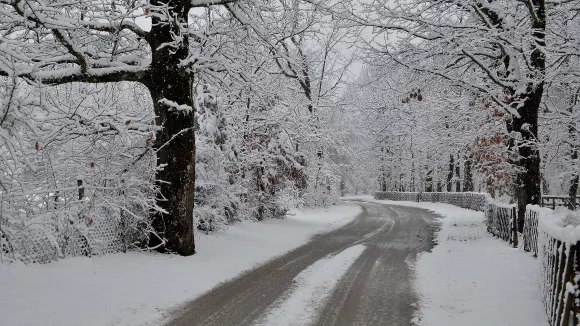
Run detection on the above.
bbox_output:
[1,188,140,264]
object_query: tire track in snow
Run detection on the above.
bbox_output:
[164,202,436,326]
[255,245,367,326]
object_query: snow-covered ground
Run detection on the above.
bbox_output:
[256,244,366,326]
[350,196,548,326]
[0,205,361,326]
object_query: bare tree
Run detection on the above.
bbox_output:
[316,0,548,226]
[0,0,294,255]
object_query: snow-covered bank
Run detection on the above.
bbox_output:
[413,206,547,326]
[256,244,366,326]
[0,205,361,326]
[348,196,548,326]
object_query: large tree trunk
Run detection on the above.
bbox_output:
[510,0,545,231]
[146,2,196,255]
[510,90,542,231]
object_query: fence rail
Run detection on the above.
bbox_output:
[541,196,580,210]
[374,191,580,326]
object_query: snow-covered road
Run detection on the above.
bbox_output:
[165,202,439,326]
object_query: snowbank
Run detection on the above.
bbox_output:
[413,209,548,326]
[529,204,580,245]
[0,205,361,326]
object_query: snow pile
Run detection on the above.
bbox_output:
[555,207,580,226]
[0,205,361,326]
[531,204,580,244]
[256,244,366,326]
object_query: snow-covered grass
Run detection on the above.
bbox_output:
[412,207,547,326]
[348,196,548,326]
[0,205,361,326]
[256,244,366,326]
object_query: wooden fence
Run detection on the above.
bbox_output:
[374,191,580,326]
[481,204,580,326]
[524,206,580,326]
[485,203,518,247]
[542,196,580,210]
[524,209,539,257]
[374,191,488,211]
[540,235,579,326]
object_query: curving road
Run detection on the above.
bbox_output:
[164,201,439,326]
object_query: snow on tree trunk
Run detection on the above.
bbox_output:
[145,4,196,255]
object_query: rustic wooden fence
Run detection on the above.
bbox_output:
[539,234,579,326]
[374,191,580,326]
[524,209,539,257]
[485,203,518,247]
[524,206,580,326]
[374,191,488,211]
[542,196,580,210]
[481,204,579,326]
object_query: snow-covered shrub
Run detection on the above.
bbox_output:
[241,133,305,220]
[194,83,244,232]
[303,160,341,208]
[0,82,161,262]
